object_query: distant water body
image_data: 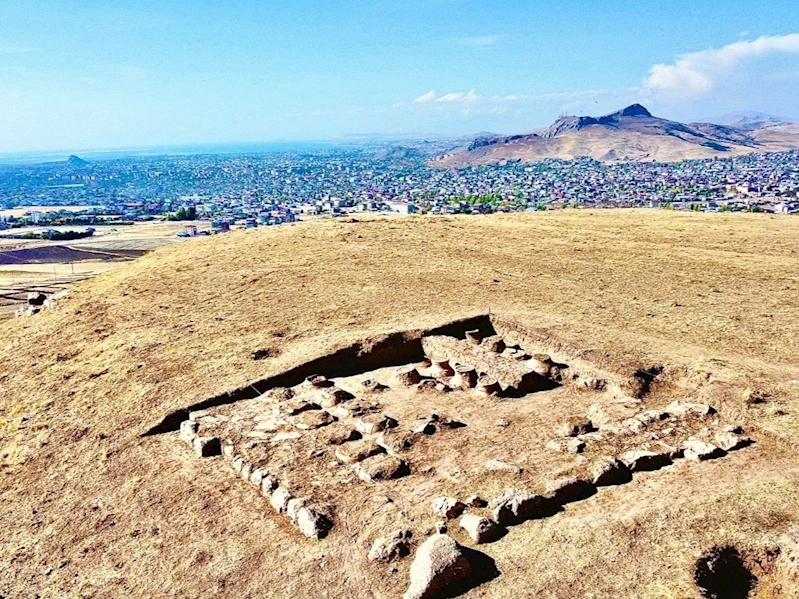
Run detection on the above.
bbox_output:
[0,141,346,165]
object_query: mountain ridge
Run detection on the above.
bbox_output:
[436,104,799,166]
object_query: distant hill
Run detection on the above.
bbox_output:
[376,146,424,161]
[704,111,795,131]
[433,104,799,166]
[67,154,89,167]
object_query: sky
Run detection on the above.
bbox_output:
[1,0,798,152]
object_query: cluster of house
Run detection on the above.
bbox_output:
[2,149,798,230]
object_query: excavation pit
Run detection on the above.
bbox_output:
[694,546,758,599]
[165,316,754,560]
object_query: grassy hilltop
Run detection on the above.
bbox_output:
[3,210,799,598]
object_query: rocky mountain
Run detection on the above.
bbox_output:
[433,104,799,166]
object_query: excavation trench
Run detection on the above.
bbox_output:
[143,314,495,436]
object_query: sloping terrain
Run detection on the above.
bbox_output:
[434,104,799,165]
[3,211,799,598]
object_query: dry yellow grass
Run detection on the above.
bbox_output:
[2,210,799,598]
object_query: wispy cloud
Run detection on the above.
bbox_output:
[411,89,483,104]
[458,35,504,47]
[436,89,482,103]
[412,90,437,104]
[644,33,799,101]
[403,88,634,115]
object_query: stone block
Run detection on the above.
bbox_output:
[431,497,466,520]
[179,420,199,445]
[620,450,672,472]
[459,514,501,544]
[683,439,726,461]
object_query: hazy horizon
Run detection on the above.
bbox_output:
[1,0,798,153]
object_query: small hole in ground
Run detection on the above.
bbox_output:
[694,546,757,599]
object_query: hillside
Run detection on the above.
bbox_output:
[433,104,799,166]
[3,212,799,598]
[707,111,796,131]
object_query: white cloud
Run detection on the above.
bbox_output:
[412,90,436,104]
[435,89,482,103]
[644,33,799,101]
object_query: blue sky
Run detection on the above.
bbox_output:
[1,0,798,152]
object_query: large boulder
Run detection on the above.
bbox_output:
[403,534,472,599]
[666,400,716,417]
[714,430,751,451]
[484,459,522,474]
[355,454,409,481]
[179,420,198,445]
[270,486,292,513]
[291,409,335,430]
[334,439,385,464]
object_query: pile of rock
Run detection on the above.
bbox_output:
[15,290,68,317]
[420,335,556,396]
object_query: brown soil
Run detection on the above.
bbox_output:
[3,210,799,598]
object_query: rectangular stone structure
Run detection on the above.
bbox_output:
[421,335,550,393]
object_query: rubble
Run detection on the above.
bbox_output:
[369,530,413,562]
[556,417,595,437]
[431,497,466,520]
